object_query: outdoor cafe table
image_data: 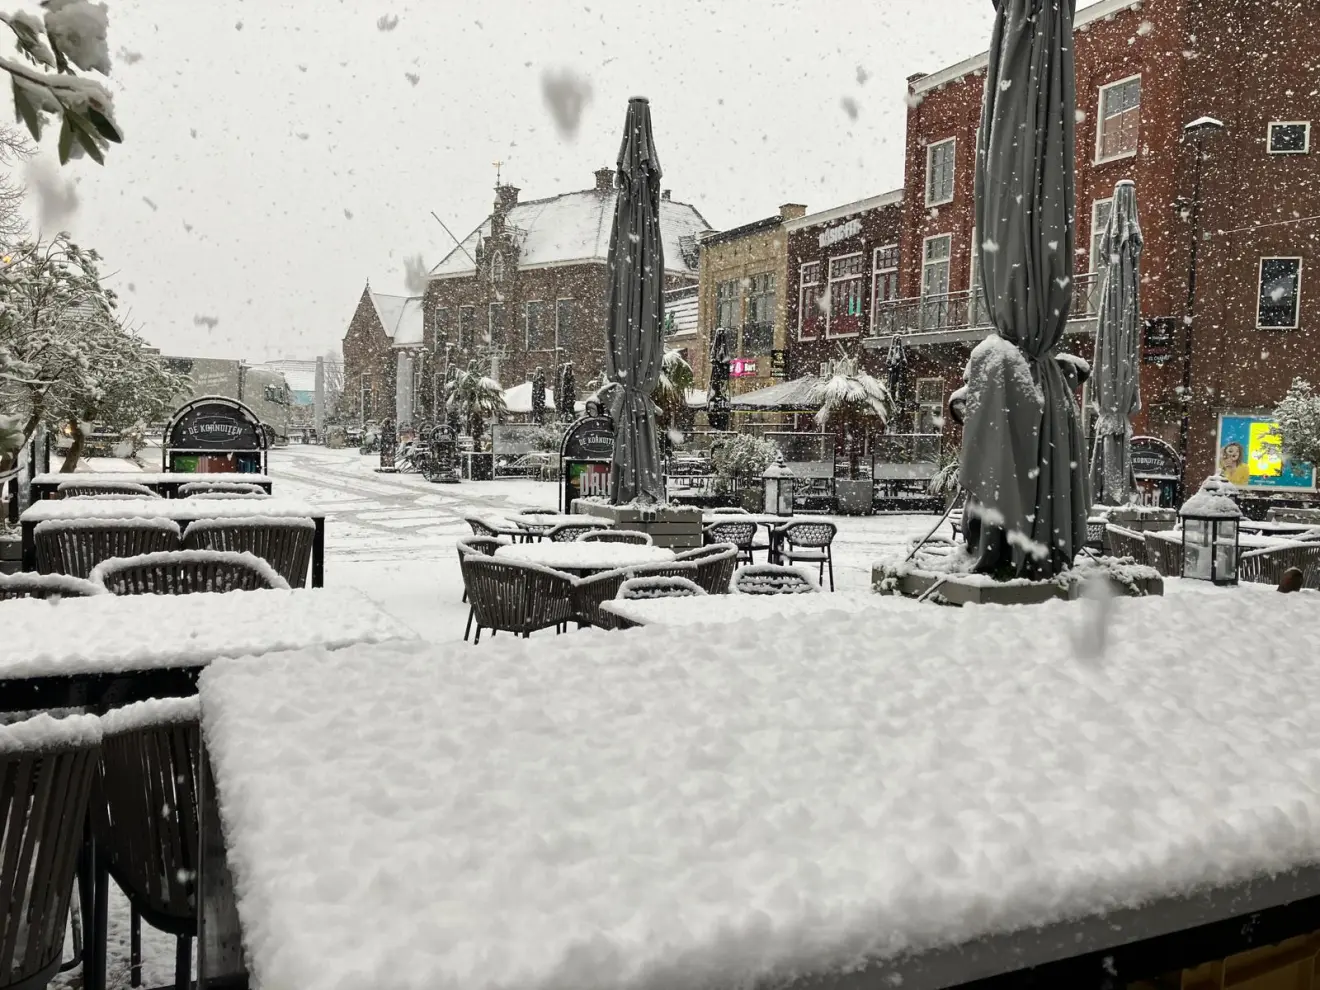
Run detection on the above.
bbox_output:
[29,471,274,500]
[494,540,674,574]
[195,591,1320,990]
[19,494,328,585]
[601,590,884,628]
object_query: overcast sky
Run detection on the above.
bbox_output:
[23,0,999,362]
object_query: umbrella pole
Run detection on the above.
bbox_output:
[904,485,964,563]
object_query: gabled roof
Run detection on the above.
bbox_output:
[430,189,710,279]
[370,292,424,347]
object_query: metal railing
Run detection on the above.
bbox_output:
[872,271,1103,337]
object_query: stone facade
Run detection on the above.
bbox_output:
[339,285,398,424]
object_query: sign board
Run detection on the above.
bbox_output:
[770,350,788,378]
[1130,435,1181,481]
[818,217,862,248]
[560,416,615,511]
[1142,317,1176,365]
[163,395,268,474]
[731,358,758,378]
[1217,414,1317,491]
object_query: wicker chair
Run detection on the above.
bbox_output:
[577,529,652,545]
[466,516,504,538]
[570,560,702,629]
[1103,523,1148,562]
[183,491,270,501]
[56,480,158,499]
[733,563,821,595]
[673,543,739,594]
[708,507,749,515]
[34,518,181,578]
[0,712,101,990]
[1144,532,1184,577]
[462,556,576,643]
[773,520,838,590]
[457,536,506,641]
[703,520,760,564]
[181,516,315,587]
[617,575,706,600]
[1085,519,1108,550]
[1240,542,1320,587]
[90,550,290,596]
[545,520,611,542]
[0,572,101,600]
[91,699,200,990]
[176,481,267,497]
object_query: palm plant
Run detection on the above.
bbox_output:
[810,359,892,480]
[445,364,506,449]
[653,349,694,439]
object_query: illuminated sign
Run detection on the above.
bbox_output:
[730,358,758,378]
[1217,414,1316,491]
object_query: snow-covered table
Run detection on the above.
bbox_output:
[495,541,674,573]
[601,590,890,627]
[0,588,403,714]
[19,495,327,585]
[196,590,1320,990]
[29,471,274,500]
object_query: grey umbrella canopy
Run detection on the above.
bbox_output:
[602,97,666,504]
[959,0,1089,579]
[707,326,732,431]
[886,334,909,408]
[1089,180,1144,505]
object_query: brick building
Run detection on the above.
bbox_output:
[860,0,1320,486]
[420,170,709,415]
[339,285,423,425]
[693,204,805,393]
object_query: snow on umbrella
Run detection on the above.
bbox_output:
[602,97,666,504]
[958,0,1091,579]
[1089,180,1144,506]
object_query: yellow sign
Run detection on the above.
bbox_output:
[1248,421,1283,477]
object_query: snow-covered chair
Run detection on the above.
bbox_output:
[617,575,705,600]
[0,711,102,990]
[703,519,762,565]
[773,520,837,590]
[181,516,314,587]
[673,543,739,594]
[90,698,200,990]
[176,481,267,497]
[545,519,611,543]
[90,550,289,596]
[732,563,820,595]
[461,556,575,644]
[1241,542,1320,588]
[1144,532,1184,577]
[34,517,181,578]
[1102,523,1147,562]
[570,560,702,630]
[56,479,158,499]
[577,529,652,545]
[456,535,507,641]
[0,571,101,600]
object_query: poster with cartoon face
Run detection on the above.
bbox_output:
[1218,415,1316,490]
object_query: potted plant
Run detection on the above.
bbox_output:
[711,433,779,511]
[811,359,892,515]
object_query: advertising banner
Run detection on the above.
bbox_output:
[1217,414,1316,491]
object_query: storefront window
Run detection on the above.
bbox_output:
[828,253,865,337]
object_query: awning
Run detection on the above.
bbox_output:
[728,376,823,412]
[502,381,556,415]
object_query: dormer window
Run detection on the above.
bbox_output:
[491,251,505,283]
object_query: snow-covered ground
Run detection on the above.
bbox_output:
[54,442,944,990]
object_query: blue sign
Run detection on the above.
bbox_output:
[1217,414,1316,491]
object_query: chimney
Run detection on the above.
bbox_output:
[662,189,672,201]
[906,72,927,86]
[779,203,807,221]
[594,167,615,193]
[494,184,520,212]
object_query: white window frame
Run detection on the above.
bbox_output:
[1094,73,1142,164]
[554,297,574,352]
[921,234,952,297]
[1257,257,1303,330]
[1268,121,1311,155]
[968,227,989,327]
[925,137,956,207]
[914,377,944,434]
[1090,197,1114,275]
[798,262,821,341]
[524,299,546,350]
[870,244,900,332]
[826,251,865,339]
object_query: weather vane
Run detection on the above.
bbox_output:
[492,159,503,186]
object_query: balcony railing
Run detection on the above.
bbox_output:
[871,271,1102,338]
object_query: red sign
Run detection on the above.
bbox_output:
[731,358,758,378]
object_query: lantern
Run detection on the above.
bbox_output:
[763,453,795,516]
[1179,486,1241,586]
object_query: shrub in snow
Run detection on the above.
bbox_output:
[653,349,694,452]
[810,359,892,479]
[1272,379,1320,471]
[711,433,779,494]
[445,364,506,448]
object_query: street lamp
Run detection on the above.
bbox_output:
[1177,115,1225,494]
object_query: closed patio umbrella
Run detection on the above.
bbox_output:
[959,0,1090,579]
[886,334,909,408]
[603,97,666,504]
[1089,180,1144,505]
[707,326,732,431]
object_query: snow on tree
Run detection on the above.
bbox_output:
[558,363,576,423]
[530,366,546,425]
[653,348,693,443]
[810,358,892,480]
[711,432,778,495]
[1271,378,1320,470]
[445,363,505,447]
[1,1,123,163]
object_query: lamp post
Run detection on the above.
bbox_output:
[1176,116,1225,493]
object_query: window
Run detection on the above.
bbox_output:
[491,251,505,283]
[798,262,821,340]
[715,279,740,329]
[556,298,574,351]
[968,229,988,327]
[525,300,548,350]
[434,308,450,350]
[871,245,900,332]
[743,272,776,355]
[1090,198,1114,274]
[360,375,373,418]
[915,378,944,434]
[926,137,956,206]
[1268,122,1311,155]
[488,302,504,345]
[1096,75,1141,162]
[1258,258,1302,329]
[921,234,952,328]
[828,253,866,337]
[458,306,475,349]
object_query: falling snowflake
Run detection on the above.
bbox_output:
[343,208,354,220]
[194,315,219,329]
[141,197,158,211]
[377,14,399,31]
[840,96,859,121]
[856,65,869,85]
[999,79,1012,91]
[982,238,1000,253]
[405,72,420,86]
[117,47,142,64]
[540,68,593,139]
[1137,20,1154,35]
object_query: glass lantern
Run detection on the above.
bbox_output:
[1180,511,1240,585]
[762,453,795,516]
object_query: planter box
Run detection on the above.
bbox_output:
[835,479,875,516]
[572,502,705,550]
[1265,507,1320,525]
[873,565,1163,605]
[1103,507,1178,533]
[0,534,20,575]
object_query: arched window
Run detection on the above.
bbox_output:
[491,251,505,283]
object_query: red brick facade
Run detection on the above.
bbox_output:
[339,285,397,424]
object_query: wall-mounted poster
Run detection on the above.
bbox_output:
[1217,414,1316,491]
